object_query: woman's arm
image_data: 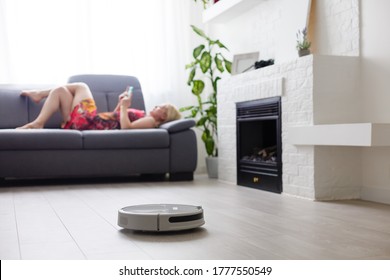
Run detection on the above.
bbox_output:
[120,114,156,129]
[119,96,156,129]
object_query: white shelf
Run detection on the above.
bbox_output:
[288,123,390,147]
[203,0,261,24]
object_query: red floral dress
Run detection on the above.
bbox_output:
[62,98,145,130]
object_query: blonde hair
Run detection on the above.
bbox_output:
[162,103,181,123]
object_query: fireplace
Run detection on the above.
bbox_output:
[236,96,282,193]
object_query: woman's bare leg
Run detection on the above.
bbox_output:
[17,83,93,129]
[65,82,94,109]
[20,89,52,103]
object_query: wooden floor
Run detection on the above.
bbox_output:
[1,175,390,260]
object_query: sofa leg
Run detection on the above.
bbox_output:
[169,172,193,181]
[139,173,167,181]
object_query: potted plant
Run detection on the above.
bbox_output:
[180,25,231,178]
[194,0,219,10]
[296,27,311,57]
[193,0,212,9]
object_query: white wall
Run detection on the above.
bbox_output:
[207,0,359,63]
[360,0,390,122]
[310,0,359,56]
[202,0,390,204]
[360,0,390,204]
[207,0,280,61]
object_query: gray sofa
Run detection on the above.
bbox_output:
[0,74,197,181]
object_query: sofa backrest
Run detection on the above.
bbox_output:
[0,84,61,129]
[68,74,146,112]
[0,87,28,128]
[0,75,146,129]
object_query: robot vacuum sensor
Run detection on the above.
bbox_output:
[118,204,205,231]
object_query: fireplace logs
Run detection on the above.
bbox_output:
[242,145,277,163]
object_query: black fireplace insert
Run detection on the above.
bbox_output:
[236,96,282,193]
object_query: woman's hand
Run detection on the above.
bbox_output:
[114,91,132,112]
[120,95,132,108]
[118,91,129,101]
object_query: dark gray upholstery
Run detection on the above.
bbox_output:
[0,129,82,150]
[0,88,29,128]
[82,130,169,149]
[0,75,197,181]
[160,119,196,133]
[68,74,145,112]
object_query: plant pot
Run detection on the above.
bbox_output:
[206,157,218,179]
[298,49,311,57]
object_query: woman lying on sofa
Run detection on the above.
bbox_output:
[17,83,181,130]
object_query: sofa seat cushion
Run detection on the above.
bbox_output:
[0,129,83,150]
[82,129,169,149]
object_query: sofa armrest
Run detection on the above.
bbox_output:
[160,119,196,133]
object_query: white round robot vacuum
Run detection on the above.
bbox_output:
[118,204,205,232]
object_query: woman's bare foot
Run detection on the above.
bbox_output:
[20,90,44,103]
[16,121,44,129]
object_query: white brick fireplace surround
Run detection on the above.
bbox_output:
[218,54,374,200]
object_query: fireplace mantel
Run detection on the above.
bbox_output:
[289,123,390,146]
[218,54,363,200]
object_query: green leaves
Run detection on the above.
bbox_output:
[191,25,210,41]
[191,80,205,95]
[193,45,205,59]
[224,59,232,73]
[215,56,224,72]
[213,40,228,50]
[187,68,196,85]
[200,51,211,73]
[212,76,221,92]
[202,129,215,156]
[193,0,210,10]
[296,27,311,50]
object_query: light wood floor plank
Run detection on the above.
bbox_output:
[1,175,390,259]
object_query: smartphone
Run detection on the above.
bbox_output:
[126,86,133,98]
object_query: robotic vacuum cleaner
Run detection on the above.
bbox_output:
[117,204,205,231]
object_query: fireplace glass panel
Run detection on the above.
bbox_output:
[236,97,282,193]
[238,119,277,163]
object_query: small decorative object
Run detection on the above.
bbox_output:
[242,59,275,73]
[232,52,259,75]
[255,59,274,69]
[296,27,311,57]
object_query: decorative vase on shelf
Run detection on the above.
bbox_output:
[298,49,311,57]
